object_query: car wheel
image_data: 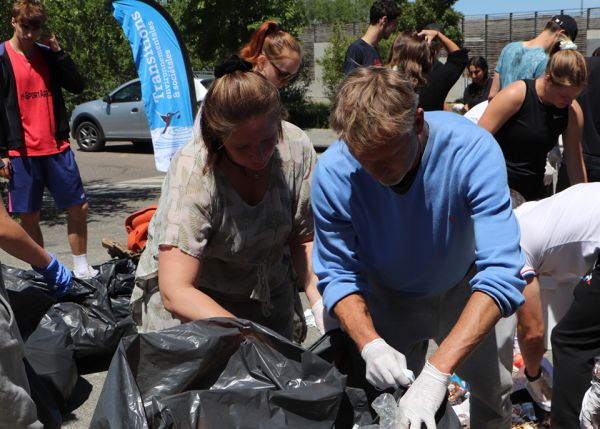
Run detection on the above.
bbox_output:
[75,121,105,152]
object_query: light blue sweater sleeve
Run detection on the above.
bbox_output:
[459,131,526,316]
[311,145,370,313]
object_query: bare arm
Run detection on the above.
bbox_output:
[478,80,527,134]
[418,29,459,54]
[516,276,545,377]
[488,72,501,100]
[333,293,380,351]
[158,246,234,321]
[0,199,50,267]
[290,240,321,306]
[562,100,587,186]
[429,291,502,373]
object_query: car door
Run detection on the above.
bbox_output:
[102,81,150,140]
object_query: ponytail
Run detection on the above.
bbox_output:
[240,20,302,66]
[546,34,587,87]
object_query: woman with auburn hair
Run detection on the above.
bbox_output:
[479,37,588,201]
[240,20,302,89]
[130,56,332,338]
[386,31,434,92]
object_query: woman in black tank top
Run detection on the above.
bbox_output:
[479,39,587,201]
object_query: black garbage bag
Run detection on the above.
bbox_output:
[49,259,137,364]
[3,265,56,340]
[308,329,461,428]
[24,314,77,406]
[91,318,347,429]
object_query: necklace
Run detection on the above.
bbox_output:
[223,151,268,178]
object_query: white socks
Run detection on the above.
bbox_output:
[73,253,90,274]
[73,254,98,279]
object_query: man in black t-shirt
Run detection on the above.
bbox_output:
[343,0,399,76]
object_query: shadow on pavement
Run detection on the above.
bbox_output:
[39,181,161,227]
[75,141,153,155]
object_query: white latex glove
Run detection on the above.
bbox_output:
[310,298,339,335]
[581,380,600,428]
[397,361,451,429]
[543,161,556,186]
[525,367,552,412]
[360,338,415,390]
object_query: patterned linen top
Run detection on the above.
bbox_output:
[130,121,316,331]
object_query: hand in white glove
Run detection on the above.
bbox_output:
[360,338,415,390]
[310,298,339,335]
[580,380,600,428]
[398,361,451,429]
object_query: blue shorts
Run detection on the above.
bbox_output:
[8,148,87,213]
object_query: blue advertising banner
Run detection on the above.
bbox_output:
[108,0,196,172]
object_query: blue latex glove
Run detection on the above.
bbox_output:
[32,254,73,298]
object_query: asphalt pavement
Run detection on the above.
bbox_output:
[0,129,337,428]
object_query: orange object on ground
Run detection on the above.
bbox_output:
[125,205,157,253]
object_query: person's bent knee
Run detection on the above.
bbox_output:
[18,212,41,224]
[67,202,89,216]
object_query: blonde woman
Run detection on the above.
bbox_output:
[130,56,328,338]
[479,38,587,201]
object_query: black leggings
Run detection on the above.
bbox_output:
[551,260,600,428]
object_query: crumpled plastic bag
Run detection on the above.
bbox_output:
[91,318,347,429]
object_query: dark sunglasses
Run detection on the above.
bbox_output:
[267,58,298,82]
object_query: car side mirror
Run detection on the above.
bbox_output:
[103,94,112,103]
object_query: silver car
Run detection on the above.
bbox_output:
[70,74,213,151]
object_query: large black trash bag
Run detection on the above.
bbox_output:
[2,265,56,340]
[50,259,137,364]
[24,314,78,406]
[308,329,461,428]
[91,318,347,429]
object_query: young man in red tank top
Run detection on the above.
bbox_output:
[0,0,97,279]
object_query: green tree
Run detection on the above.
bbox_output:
[318,23,356,100]
[303,0,372,25]
[167,0,308,106]
[41,0,135,111]
[168,0,306,68]
[0,6,11,42]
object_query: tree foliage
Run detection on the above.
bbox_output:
[318,23,356,100]
[1,0,308,111]
[166,0,306,69]
[303,0,373,25]
[166,0,309,105]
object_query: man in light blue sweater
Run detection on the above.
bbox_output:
[312,67,526,428]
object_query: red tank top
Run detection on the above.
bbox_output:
[5,41,70,157]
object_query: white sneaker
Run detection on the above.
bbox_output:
[74,265,99,280]
[525,367,552,412]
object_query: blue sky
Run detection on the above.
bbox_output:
[454,0,600,16]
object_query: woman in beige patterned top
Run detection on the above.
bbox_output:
[130,56,329,339]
